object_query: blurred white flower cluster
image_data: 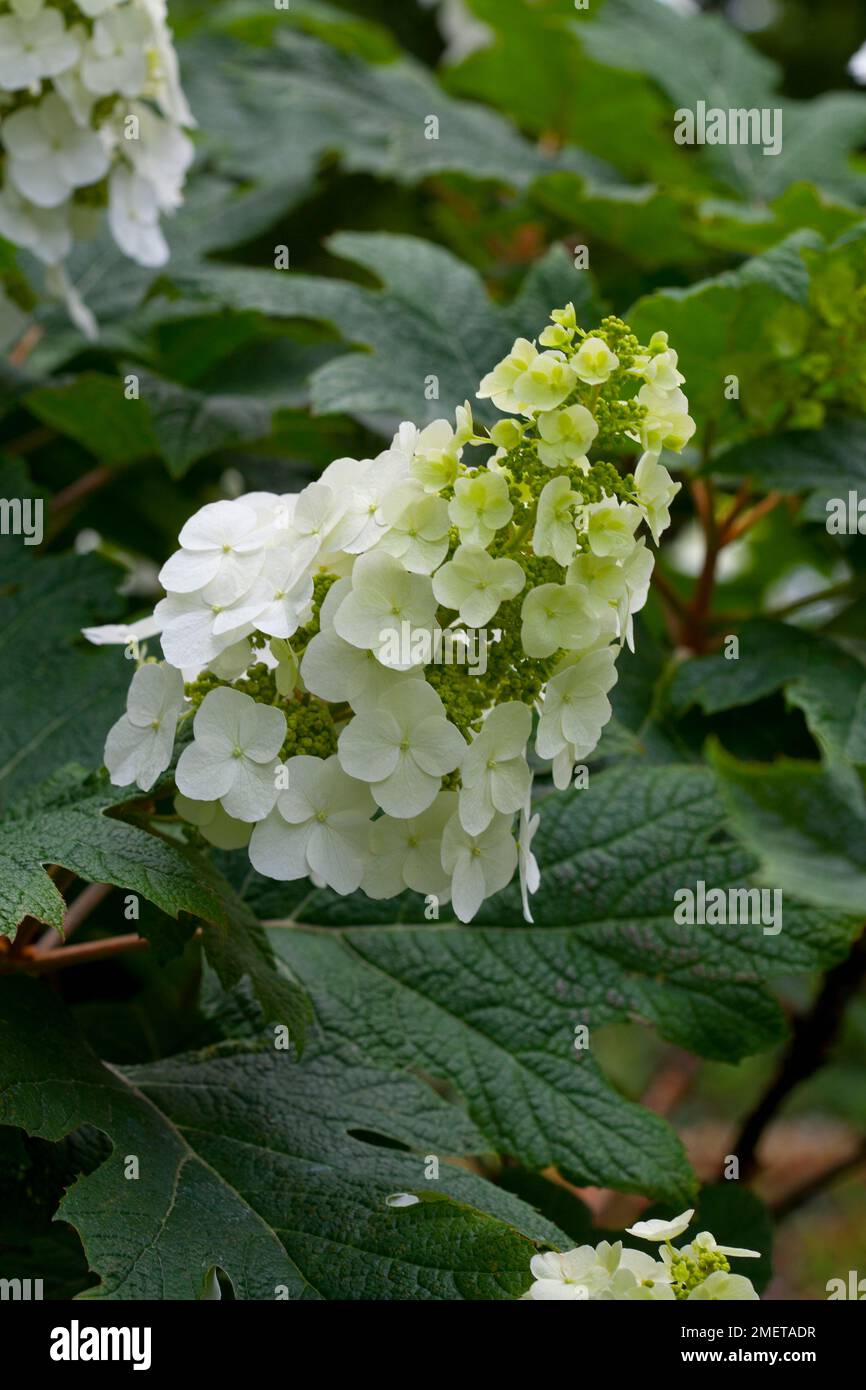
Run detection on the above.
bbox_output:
[92,307,691,923]
[524,1208,760,1301]
[0,0,193,333]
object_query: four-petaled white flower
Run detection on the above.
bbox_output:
[155,582,253,671]
[585,496,643,560]
[105,661,184,791]
[433,544,524,628]
[535,646,618,787]
[3,92,109,208]
[174,794,252,850]
[376,484,450,574]
[0,3,79,91]
[536,404,598,470]
[526,1249,595,1301]
[637,382,696,453]
[572,334,619,385]
[286,479,360,556]
[363,791,456,899]
[509,348,577,416]
[567,543,654,651]
[338,681,465,817]
[333,551,437,669]
[478,337,577,416]
[459,702,532,835]
[302,625,421,712]
[448,470,513,547]
[533,474,583,566]
[213,540,318,640]
[409,407,473,492]
[81,3,151,96]
[630,337,685,392]
[521,582,600,659]
[301,577,422,712]
[319,449,409,555]
[441,810,517,922]
[159,499,266,600]
[476,337,539,414]
[175,687,285,822]
[248,755,375,893]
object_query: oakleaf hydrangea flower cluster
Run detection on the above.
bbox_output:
[93,307,692,922]
[524,1209,760,1301]
[0,0,193,334]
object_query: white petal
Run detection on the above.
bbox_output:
[374,754,439,818]
[337,712,401,782]
[220,757,280,822]
[306,822,367,895]
[175,741,235,802]
[249,810,311,880]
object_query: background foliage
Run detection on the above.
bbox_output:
[1,0,865,1300]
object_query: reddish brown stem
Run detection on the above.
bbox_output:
[771,1142,866,1222]
[8,323,43,367]
[10,933,149,975]
[729,927,866,1182]
[50,465,113,516]
[36,882,113,953]
[720,491,783,545]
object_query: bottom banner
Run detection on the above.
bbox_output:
[1,1294,859,1376]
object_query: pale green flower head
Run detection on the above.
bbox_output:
[409,413,470,492]
[433,543,524,628]
[476,336,538,414]
[536,403,598,469]
[448,470,513,546]
[638,382,696,453]
[511,349,577,415]
[533,474,583,567]
[521,582,601,659]
[586,496,643,560]
[377,485,450,575]
[332,550,437,668]
[573,334,619,385]
[635,449,682,544]
[488,417,526,451]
